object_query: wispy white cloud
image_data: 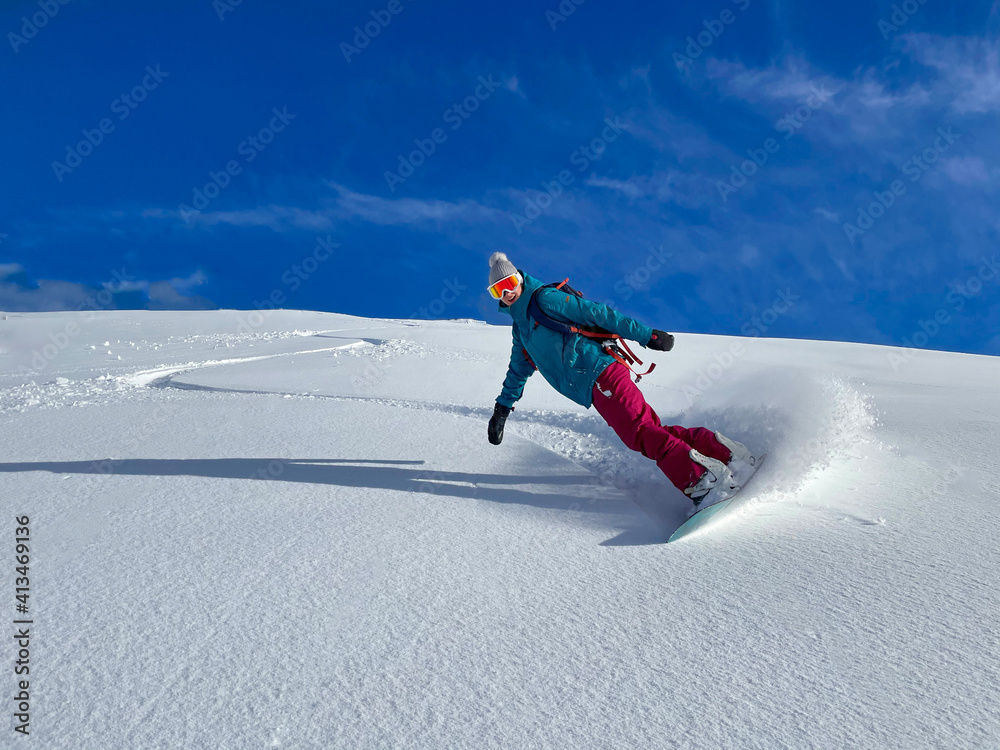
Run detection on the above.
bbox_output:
[832,255,857,283]
[327,182,505,225]
[142,206,335,232]
[674,33,1000,222]
[902,34,1000,114]
[705,56,842,105]
[169,270,208,291]
[813,207,840,223]
[504,75,526,99]
[703,35,1000,139]
[144,184,507,233]
[584,175,645,199]
[0,279,96,312]
[941,156,992,185]
[146,278,215,310]
[0,268,215,312]
[582,171,715,210]
[737,244,760,266]
[0,263,25,280]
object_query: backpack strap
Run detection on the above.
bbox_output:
[603,338,656,382]
[526,286,576,337]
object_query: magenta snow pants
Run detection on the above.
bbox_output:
[592,362,732,492]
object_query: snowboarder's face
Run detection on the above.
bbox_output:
[489,272,522,304]
[501,284,522,305]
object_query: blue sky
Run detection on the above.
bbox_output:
[2,0,999,355]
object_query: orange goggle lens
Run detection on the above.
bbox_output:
[488,273,520,299]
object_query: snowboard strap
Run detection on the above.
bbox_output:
[527,278,656,383]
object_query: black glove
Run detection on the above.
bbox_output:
[647,330,674,352]
[488,403,512,445]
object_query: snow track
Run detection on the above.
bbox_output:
[139,331,883,540]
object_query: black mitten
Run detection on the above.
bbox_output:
[648,330,674,352]
[488,403,512,445]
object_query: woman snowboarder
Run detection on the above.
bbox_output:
[485,251,756,509]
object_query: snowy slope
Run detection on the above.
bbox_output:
[1,309,998,749]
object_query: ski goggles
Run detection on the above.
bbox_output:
[488,273,521,300]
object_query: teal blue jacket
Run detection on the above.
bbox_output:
[497,272,655,409]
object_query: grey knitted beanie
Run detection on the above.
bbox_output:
[488,252,519,287]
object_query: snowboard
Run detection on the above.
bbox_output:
[667,454,768,543]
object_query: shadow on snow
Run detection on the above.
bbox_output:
[0,458,668,543]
